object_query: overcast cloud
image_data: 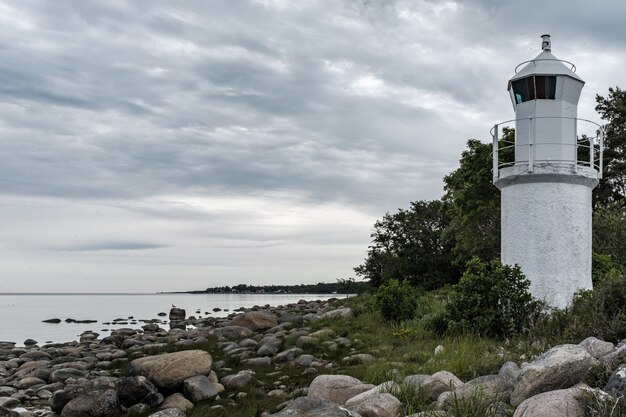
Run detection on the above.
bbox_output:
[1,0,625,292]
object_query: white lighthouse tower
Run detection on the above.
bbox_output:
[493,35,603,308]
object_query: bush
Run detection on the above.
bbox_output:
[445,258,539,338]
[376,279,419,323]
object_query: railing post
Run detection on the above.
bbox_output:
[493,124,499,182]
[528,117,534,172]
[589,135,594,168]
[600,128,604,179]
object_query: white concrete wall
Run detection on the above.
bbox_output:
[500,177,593,308]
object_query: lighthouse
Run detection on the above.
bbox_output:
[493,35,603,308]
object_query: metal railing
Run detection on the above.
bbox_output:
[491,117,604,182]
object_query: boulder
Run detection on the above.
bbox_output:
[128,350,213,389]
[220,371,254,390]
[511,344,596,406]
[447,375,513,406]
[14,377,46,389]
[348,392,402,417]
[149,409,187,417]
[498,361,521,383]
[604,364,626,398]
[420,371,464,401]
[169,308,186,321]
[51,368,88,382]
[345,382,399,407]
[159,393,193,411]
[320,308,353,319]
[183,375,224,402]
[50,386,86,413]
[0,407,20,417]
[268,396,363,417]
[61,389,121,417]
[229,311,278,331]
[342,354,375,365]
[308,375,375,405]
[512,387,586,417]
[209,326,254,339]
[116,376,163,407]
[579,337,615,359]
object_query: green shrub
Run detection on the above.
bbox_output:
[592,252,620,286]
[376,279,419,323]
[445,258,539,338]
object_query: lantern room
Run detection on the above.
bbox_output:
[507,34,584,164]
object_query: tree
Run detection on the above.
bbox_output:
[442,139,502,267]
[595,87,626,204]
[354,200,459,290]
[593,201,626,269]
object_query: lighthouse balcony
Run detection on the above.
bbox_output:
[491,116,603,183]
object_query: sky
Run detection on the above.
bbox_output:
[1,0,625,293]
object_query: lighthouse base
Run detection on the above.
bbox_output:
[495,166,598,308]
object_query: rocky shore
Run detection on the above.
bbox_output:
[1,298,625,417]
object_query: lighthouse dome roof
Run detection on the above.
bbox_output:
[510,50,583,84]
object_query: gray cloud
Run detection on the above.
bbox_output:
[0,0,624,291]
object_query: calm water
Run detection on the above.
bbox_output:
[0,293,345,346]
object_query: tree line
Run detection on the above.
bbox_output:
[355,87,626,290]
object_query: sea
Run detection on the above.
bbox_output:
[0,293,346,347]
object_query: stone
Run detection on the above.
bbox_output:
[242,357,271,366]
[0,398,19,408]
[50,387,85,413]
[579,337,615,359]
[183,375,224,402]
[23,339,38,346]
[420,371,464,401]
[51,368,88,382]
[498,361,520,383]
[42,318,61,324]
[169,308,186,321]
[61,389,121,417]
[342,354,375,365]
[159,393,193,411]
[267,389,287,399]
[309,329,336,338]
[308,375,375,405]
[512,387,586,417]
[320,308,353,319]
[257,343,280,357]
[149,409,187,417]
[403,374,429,389]
[0,407,20,417]
[434,345,445,356]
[14,377,46,389]
[229,311,278,331]
[604,364,626,398]
[348,392,402,417]
[209,326,254,339]
[268,396,363,417]
[449,375,513,405]
[220,371,254,390]
[274,348,303,363]
[128,350,212,389]
[511,344,596,406]
[345,382,400,407]
[116,376,163,408]
[127,403,151,415]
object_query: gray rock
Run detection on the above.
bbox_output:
[345,382,400,407]
[159,393,193,411]
[220,371,254,390]
[579,337,615,359]
[169,308,186,321]
[448,375,513,406]
[420,371,463,401]
[116,376,163,408]
[498,361,520,383]
[229,311,278,331]
[0,388,16,398]
[127,403,151,415]
[50,386,85,413]
[268,396,362,417]
[128,350,213,389]
[0,406,20,417]
[183,375,224,403]
[604,364,626,398]
[257,343,280,357]
[209,326,254,339]
[308,375,375,405]
[342,354,375,365]
[239,338,259,348]
[309,329,336,338]
[348,392,402,417]
[242,357,271,366]
[511,344,596,406]
[61,389,121,417]
[149,409,187,417]
[274,348,303,363]
[294,354,315,367]
[51,368,88,383]
[512,387,587,417]
[14,377,46,389]
[0,398,19,408]
[320,308,353,319]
